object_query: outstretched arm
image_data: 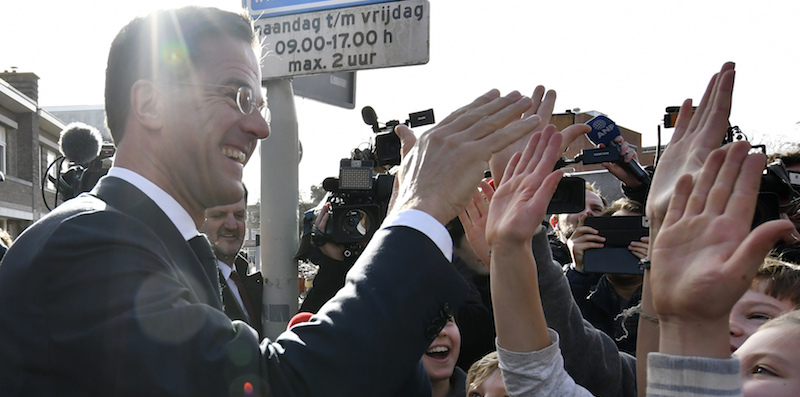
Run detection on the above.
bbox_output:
[637,62,737,395]
[486,125,564,352]
[644,142,796,396]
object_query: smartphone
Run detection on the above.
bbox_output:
[582,215,649,274]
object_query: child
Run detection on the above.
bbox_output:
[466,351,507,397]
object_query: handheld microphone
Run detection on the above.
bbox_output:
[58,122,103,164]
[585,115,651,185]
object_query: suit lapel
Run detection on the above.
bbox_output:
[92,177,223,310]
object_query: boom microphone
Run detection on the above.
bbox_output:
[58,122,102,164]
[585,115,651,185]
[361,106,380,132]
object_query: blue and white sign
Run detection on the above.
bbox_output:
[255,0,429,79]
[244,0,400,18]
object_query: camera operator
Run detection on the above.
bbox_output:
[547,182,606,267]
[564,198,648,356]
[297,201,363,313]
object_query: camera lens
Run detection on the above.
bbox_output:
[341,209,371,239]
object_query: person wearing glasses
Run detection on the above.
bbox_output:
[0,6,549,396]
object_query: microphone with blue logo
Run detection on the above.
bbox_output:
[585,115,651,186]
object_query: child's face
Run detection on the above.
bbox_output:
[729,283,794,352]
[467,370,508,397]
[422,318,461,382]
[735,325,800,397]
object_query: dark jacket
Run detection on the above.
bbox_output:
[0,176,471,396]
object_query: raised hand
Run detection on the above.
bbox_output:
[646,62,736,244]
[392,90,543,225]
[650,142,795,358]
[458,179,494,270]
[485,125,564,249]
[486,124,564,353]
[488,86,590,186]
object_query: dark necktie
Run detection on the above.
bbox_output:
[229,268,258,324]
[188,234,223,309]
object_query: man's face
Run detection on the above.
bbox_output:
[203,197,246,264]
[157,35,270,216]
[729,282,794,352]
[422,318,461,383]
[555,190,604,240]
[736,325,800,397]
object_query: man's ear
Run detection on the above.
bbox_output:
[549,214,559,230]
[130,80,165,130]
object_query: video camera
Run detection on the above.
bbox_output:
[309,106,435,259]
[43,122,115,210]
[717,125,800,228]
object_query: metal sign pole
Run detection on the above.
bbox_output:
[260,79,300,339]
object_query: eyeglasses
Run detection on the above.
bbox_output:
[166,82,271,123]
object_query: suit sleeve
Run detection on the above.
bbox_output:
[28,210,469,396]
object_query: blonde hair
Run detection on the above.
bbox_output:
[466,351,500,392]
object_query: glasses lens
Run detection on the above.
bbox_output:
[237,86,254,115]
[261,105,271,124]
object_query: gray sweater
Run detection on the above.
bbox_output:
[497,329,593,396]
[532,230,638,397]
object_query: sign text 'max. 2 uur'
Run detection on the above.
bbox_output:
[255,0,429,79]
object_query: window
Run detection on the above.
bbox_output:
[44,148,57,191]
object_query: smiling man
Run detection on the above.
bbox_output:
[203,185,263,337]
[0,5,543,397]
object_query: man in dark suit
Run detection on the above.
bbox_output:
[0,6,544,396]
[203,185,264,336]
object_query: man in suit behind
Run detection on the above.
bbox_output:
[203,185,264,337]
[0,5,546,396]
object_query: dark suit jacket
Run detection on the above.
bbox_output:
[220,253,264,337]
[0,176,470,396]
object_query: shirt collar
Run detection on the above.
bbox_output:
[217,259,233,280]
[106,167,199,241]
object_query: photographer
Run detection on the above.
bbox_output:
[564,197,648,356]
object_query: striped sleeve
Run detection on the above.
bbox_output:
[647,352,742,397]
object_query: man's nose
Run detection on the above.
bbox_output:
[222,214,238,229]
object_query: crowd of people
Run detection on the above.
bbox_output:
[0,5,799,397]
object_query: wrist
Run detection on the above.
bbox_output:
[658,318,730,359]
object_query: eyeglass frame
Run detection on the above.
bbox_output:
[161,82,271,124]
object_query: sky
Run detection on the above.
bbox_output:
[3,0,799,204]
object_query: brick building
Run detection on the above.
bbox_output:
[0,71,66,239]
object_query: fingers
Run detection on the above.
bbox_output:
[436,89,501,127]
[315,203,330,229]
[394,125,417,158]
[661,174,694,229]
[726,219,796,278]
[670,99,694,142]
[559,124,591,154]
[442,91,527,139]
[524,85,546,119]
[698,66,735,148]
[724,149,766,219]
[683,147,728,216]
[479,179,495,202]
[705,143,753,216]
